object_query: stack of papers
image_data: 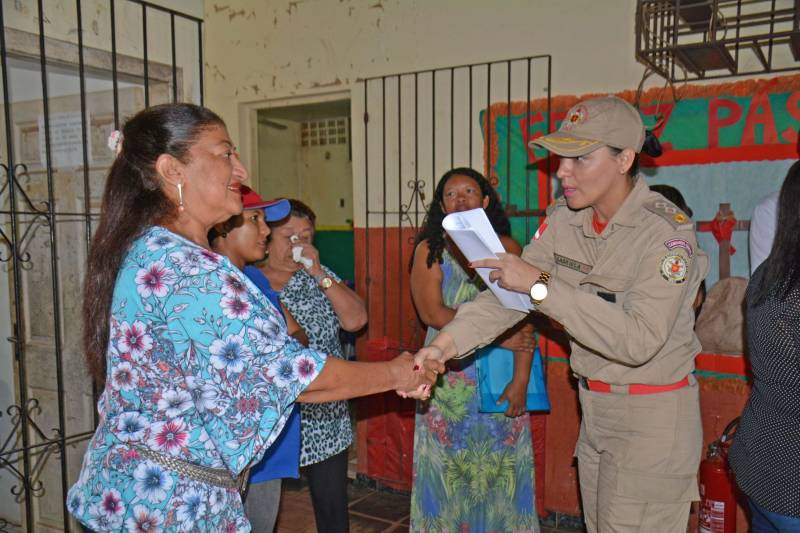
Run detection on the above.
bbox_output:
[442,208,533,313]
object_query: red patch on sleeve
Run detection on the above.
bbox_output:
[534,220,548,241]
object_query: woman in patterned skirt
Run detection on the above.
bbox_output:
[408,168,540,532]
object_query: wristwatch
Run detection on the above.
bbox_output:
[314,273,334,290]
[529,271,551,305]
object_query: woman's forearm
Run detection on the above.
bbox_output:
[325,283,368,331]
[511,347,533,386]
[418,305,456,330]
[297,356,414,403]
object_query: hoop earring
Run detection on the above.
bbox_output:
[177,183,185,212]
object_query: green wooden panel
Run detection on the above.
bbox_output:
[315,230,355,283]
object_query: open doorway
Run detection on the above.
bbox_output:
[255,99,355,284]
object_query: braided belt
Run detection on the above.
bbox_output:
[134,446,248,493]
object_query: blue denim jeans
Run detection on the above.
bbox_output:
[750,498,800,532]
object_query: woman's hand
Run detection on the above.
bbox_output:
[471,253,541,294]
[391,352,443,399]
[294,242,322,276]
[498,379,528,417]
[412,345,446,366]
[411,332,458,370]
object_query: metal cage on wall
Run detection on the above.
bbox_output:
[355,55,552,351]
[0,1,203,531]
[636,0,800,82]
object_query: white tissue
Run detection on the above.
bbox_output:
[292,244,314,269]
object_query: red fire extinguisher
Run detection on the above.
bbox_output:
[699,417,739,533]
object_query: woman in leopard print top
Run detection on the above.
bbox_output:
[260,199,367,533]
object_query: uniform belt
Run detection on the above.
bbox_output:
[578,376,690,395]
[133,446,249,493]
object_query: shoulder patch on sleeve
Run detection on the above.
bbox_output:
[643,198,693,230]
[660,253,689,284]
[534,219,549,241]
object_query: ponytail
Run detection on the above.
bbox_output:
[641,129,663,158]
[613,129,663,176]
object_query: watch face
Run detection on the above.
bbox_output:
[320,277,334,289]
[530,282,548,301]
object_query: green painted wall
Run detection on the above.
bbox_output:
[315,230,355,283]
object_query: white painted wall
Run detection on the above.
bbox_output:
[205,0,648,176]
[204,0,797,228]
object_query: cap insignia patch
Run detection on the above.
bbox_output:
[562,105,587,131]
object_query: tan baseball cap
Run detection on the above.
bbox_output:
[530,96,645,157]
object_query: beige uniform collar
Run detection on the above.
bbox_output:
[567,177,650,238]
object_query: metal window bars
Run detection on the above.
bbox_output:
[356,56,552,350]
[0,1,203,531]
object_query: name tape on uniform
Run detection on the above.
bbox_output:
[554,253,593,275]
[664,238,694,258]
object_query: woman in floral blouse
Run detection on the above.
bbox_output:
[68,103,438,533]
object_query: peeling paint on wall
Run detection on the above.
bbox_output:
[207,63,227,81]
[229,9,256,20]
[311,77,343,88]
[287,1,304,15]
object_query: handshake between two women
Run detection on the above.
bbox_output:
[395,334,460,400]
[296,351,445,404]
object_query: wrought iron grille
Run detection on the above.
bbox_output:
[0,1,203,531]
[355,56,552,350]
[636,0,800,82]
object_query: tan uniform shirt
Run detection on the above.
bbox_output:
[442,178,709,385]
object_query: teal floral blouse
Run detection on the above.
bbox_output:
[67,226,327,532]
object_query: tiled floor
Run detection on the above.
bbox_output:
[275,478,409,532]
[275,477,584,533]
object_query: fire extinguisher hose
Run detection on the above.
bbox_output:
[718,417,740,446]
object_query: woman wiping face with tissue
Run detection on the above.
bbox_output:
[290,234,314,269]
[259,199,368,531]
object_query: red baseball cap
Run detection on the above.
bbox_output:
[240,185,290,222]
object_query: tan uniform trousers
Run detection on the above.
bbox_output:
[575,377,702,533]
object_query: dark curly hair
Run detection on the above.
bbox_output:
[412,167,511,269]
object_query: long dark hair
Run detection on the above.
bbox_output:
[83,103,224,382]
[412,168,510,269]
[756,160,800,302]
